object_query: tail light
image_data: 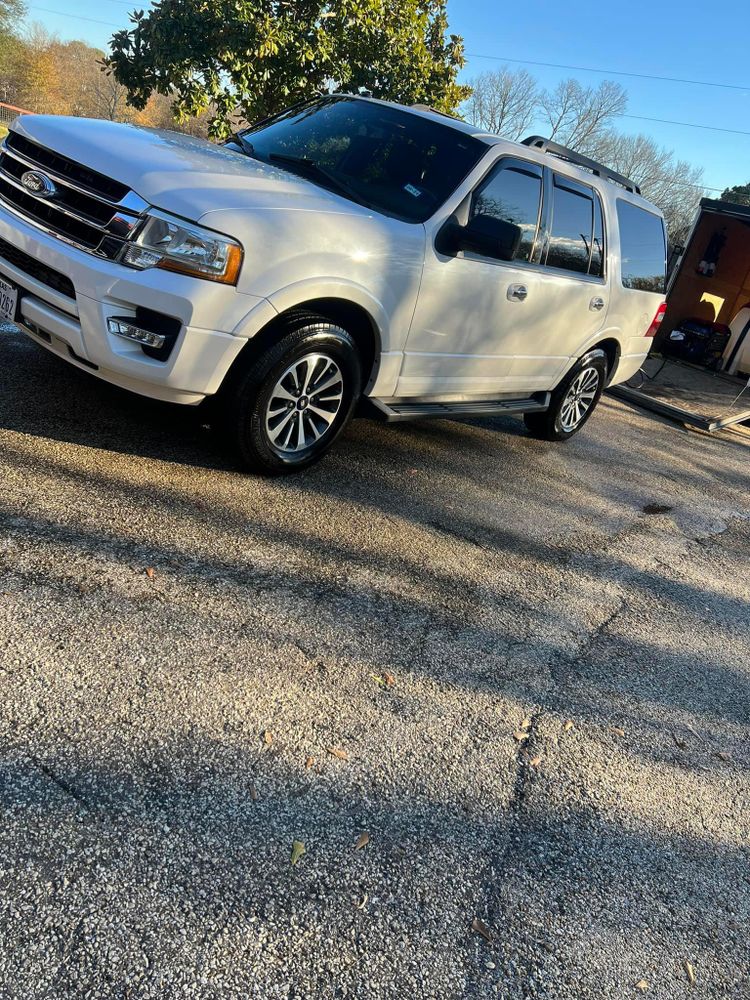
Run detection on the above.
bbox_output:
[645,303,667,338]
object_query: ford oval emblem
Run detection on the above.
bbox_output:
[20,169,57,198]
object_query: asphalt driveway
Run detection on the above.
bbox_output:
[0,327,748,999]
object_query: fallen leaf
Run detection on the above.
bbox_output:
[304,755,315,770]
[529,756,542,767]
[563,720,574,732]
[383,671,395,687]
[611,726,626,737]
[326,747,349,760]
[642,502,673,515]
[354,831,370,851]
[471,916,493,943]
[145,567,155,579]
[672,733,687,749]
[290,840,305,866]
[683,960,696,985]
[513,730,530,742]
[249,783,258,801]
[520,717,532,730]
[262,730,273,746]
[635,980,649,992]
[716,751,731,761]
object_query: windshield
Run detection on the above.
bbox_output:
[239,96,485,223]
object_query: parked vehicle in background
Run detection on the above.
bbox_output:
[0,95,667,473]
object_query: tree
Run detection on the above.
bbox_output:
[0,0,26,104]
[0,0,24,35]
[107,0,470,138]
[538,78,627,151]
[589,131,705,246]
[461,68,537,140]
[719,183,750,207]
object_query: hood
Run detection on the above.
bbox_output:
[11,115,371,225]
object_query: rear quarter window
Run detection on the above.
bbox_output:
[617,200,667,292]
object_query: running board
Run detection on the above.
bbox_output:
[366,393,550,423]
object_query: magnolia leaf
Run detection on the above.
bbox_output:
[354,831,370,851]
[471,916,493,943]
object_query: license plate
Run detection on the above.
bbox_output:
[0,278,17,324]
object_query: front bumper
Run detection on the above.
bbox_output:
[0,201,265,404]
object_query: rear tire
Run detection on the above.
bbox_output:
[524,349,608,441]
[220,313,361,474]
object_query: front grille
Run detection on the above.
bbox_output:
[7,132,129,202]
[0,233,75,298]
[0,133,148,259]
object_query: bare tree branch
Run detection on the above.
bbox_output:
[462,68,537,140]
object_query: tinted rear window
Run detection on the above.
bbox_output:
[617,200,667,292]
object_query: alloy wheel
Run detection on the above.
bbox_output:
[264,352,344,453]
[559,366,601,432]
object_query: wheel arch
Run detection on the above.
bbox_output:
[589,337,621,383]
[227,294,383,393]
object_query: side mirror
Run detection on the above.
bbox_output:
[437,214,522,261]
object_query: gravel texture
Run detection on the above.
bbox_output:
[0,327,748,999]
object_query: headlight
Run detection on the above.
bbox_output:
[120,210,243,284]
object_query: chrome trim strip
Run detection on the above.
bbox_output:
[0,189,124,259]
[0,165,111,234]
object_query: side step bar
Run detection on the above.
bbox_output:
[366,393,550,423]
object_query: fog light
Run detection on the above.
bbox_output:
[107,317,166,349]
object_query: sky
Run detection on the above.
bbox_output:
[20,0,750,193]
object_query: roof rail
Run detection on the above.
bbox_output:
[521,135,641,195]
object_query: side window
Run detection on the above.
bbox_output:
[470,159,543,262]
[616,200,667,292]
[545,175,596,275]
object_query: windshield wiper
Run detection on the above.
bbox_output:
[230,133,256,157]
[267,153,373,209]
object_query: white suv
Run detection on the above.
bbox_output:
[0,95,668,474]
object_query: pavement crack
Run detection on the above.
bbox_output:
[32,759,89,810]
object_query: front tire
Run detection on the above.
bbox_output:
[524,349,608,441]
[221,313,361,474]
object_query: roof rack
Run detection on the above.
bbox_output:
[521,135,641,195]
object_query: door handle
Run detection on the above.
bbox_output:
[508,284,528,302]
[590,296,606,311]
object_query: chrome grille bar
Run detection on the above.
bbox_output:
[0,133,149,259]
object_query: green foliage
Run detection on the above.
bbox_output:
[720,183,750,207]
[106,0,470,138]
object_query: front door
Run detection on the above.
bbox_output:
[399,158,609,397]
